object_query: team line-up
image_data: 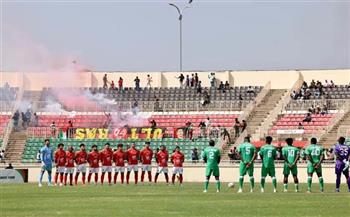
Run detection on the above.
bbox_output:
[38,136,350,193]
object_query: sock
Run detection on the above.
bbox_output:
[319,177,324,191]
[94,173,98,183]
[64,174,67,185]
[88,173,92,183]
[249,176,254,190]
[261,177,265,189]
[347,175,350,190]
[82,173,86,184]
[59,173,64,184]
[75,174,79,185]
[336,173,341,190]
[283,183,288,191]
[307,176,312,191]
[204,180,209,190]
[141,171,145,182]
[69,174,73,185]
[154,173,159,183]
[114,173,118,184]
[272,177,277,190]
[172,175,176,184]
[108,173,112,184]
[165,173,169,183]
[39,171,44,184]
[148,171,152,182]
[101,173,105,184]
[54,173,58,184]
[239,176,244,190]
[179,174,183,184]
[134,172,138,184]
[48,171,52,184]
[215,180,221,191]
[126,172,130,184]
[295,183,299,191]
[121,173,124,184]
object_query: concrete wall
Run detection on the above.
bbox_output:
[20,164,338,184]
[1,69,349,90]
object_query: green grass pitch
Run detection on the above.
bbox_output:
[1,183,349,217]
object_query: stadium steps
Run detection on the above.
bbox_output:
[221,89,286,160]
[5,130,27,163]
[319,110,350,147]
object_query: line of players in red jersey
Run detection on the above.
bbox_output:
[53,141,185,186]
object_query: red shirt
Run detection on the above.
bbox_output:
[140,148,153,165]
[113,150,126,167]
[126,148,140,165]
[171,151,184,167]
[100,148,113,166]
[156,150,169,167]
[75,150,88,165]
[66,151,75,168]
[55,149,66,167]
[88,151,100,168]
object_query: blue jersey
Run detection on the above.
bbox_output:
[40,146,53,166]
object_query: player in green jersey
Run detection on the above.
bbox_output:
[237,136,257,193]
[304,137,324,193]
[259,136,277,193]
[202,140,221,193]
[282,138,300,192]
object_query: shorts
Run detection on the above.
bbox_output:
[205,166,220,177]
[239,162,254,176]
[283,163,298,176]
[102,166,113,173]
[261,166,275,177]
[65,167,75,174]
[41,164,52,172]
[335,161,348,175]
[307,163,322,175]
[56,166,65,173]
[76,164,87,173]
[172,167,183,175]
[127,165,139,172]
[156,167,168,174]
[115,166,125,173]
[142,164,152,172]
[89,167,99,174]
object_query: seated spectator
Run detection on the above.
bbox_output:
[302,113,312,122]
[298,122,304,129]
[315,106,321,115]
[321,104,328,115]
[308,105,316,114]
[224,81,230,90]
[325,80,330,87]
[326,148,334,160]
[309,80,316,88]
[247,86,255,94]
[5,163,13,169]
[191,148,199,163]
[291,90,298,100]
[330,80,335,88]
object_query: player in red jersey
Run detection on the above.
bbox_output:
[54,143,66,186]
[113,143,126,184]
[126,143,140,184]
[74,144,88,185]
[171,146,185,185]
[100,143,113,185]
[87,145,100,184]
[64,146,75,186]
[154,145,169,184]
[140,141,153,183]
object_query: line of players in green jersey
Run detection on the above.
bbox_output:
[201,136,326,193]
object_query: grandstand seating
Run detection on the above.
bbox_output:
[269,113,335,135]
[0,115,11,137]
[22,137,218,163]
[304,86,350,99]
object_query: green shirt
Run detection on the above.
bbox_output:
[259,144,276,168]
[202,147,221,167]
[282,146,300,164]
[237,142,256,164]
[304,144,324,164]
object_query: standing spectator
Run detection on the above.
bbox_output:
[241,120,247,133]
[13,110,20,130]
[196,81,202,94]
[185,121,193,139]
[110,81,115,90]
[118,77,123,91]
[190,74,195,87]
[330,80,335,88]
[36,149,41,163]
[134,76,140,90]
[132,99,139,115]
[208,72,216,88]
[66,120,74,138]
[199,121,206,137]
[191,148,199,163]
[218,81,224,91]
[50,121,57,137]
[150,119,157,133]
[185,75,190,87]
[321,104,328,115]
[228,148,236,162]
[25,109,32,125]
[202,90,210,106]
[32,112,39,127]
[103,74,108,89]
[0,150,5,162]
[5,163,14,169]
[21,112,27,129]
[177,73,185,88]
[220,126,230,142]
[103,112,112,129]
[146,74,153,88]
[224,81,230,90]
[205,117,211,135]
[194,73,199,87]
[234,118,241,138]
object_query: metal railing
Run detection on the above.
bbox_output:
[286,99,348,111]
